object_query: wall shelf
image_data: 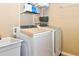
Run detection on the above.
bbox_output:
[21,11,40,14]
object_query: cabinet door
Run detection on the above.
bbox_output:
[0,43,21,56]
[32,31,53,56]
[0,47,20,56]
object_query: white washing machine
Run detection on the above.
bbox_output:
[15,27,62,56]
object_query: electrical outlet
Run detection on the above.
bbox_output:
[13,27,16,35]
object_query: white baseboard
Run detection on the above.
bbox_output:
[61,51,76,56]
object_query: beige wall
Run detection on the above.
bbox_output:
[48,3,79,55]
[0,3,19,37]
[20,3,40,26]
